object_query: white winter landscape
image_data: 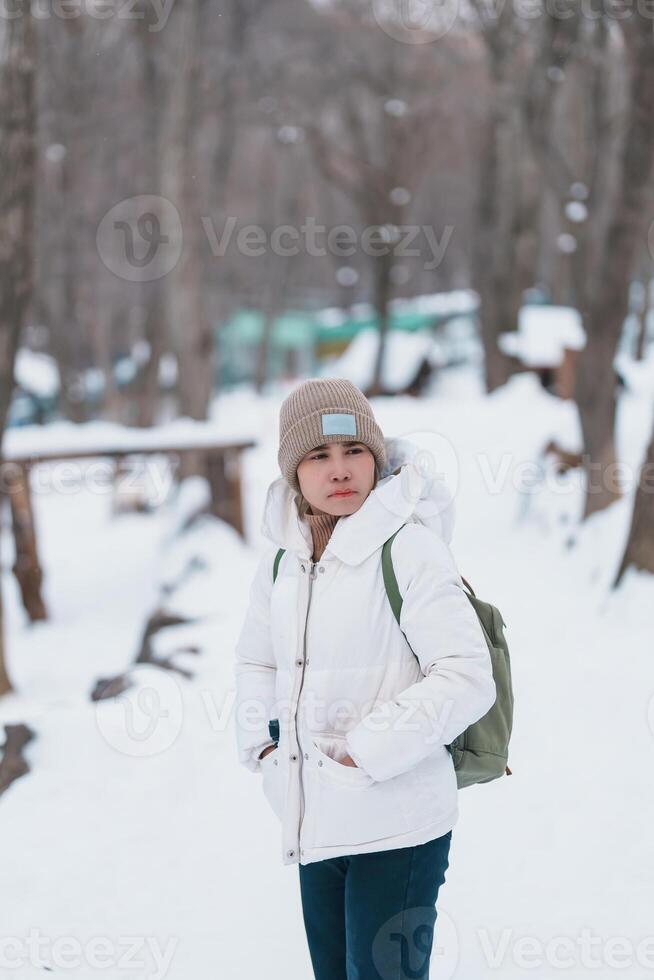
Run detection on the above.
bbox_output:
[1,361,654,980]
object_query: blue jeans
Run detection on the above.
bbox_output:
[298,831,452,980]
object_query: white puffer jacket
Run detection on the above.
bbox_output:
[233,439,496,866]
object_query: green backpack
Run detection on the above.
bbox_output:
[273,525,514,790]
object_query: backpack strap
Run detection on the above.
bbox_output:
[275,531,476,614]
[381,523,477,627]
[273,548,285,584]
[381,526,406,627]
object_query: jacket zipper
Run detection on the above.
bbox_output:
[296,558,317,850]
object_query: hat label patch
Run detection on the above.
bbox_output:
[321,413,357,436]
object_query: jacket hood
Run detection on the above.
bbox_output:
[260,436,456,565]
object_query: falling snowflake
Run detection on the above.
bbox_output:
[565,201,588,223]
[390,187,411,206]
[384,99,408,117]
[45,144,66,163]
[336,266,359,286]
[277,126,303,144]
[390,265,410,285]
[546,66,565,82]
[557,233,577,254]
[570,182,589,200]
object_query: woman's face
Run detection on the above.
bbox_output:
[296,441,376,516]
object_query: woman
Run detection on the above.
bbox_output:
[234,377,496,980]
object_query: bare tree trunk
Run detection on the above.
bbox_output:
[0,595,11,698]
[576,16,654,519]
[471,21,543,395]
[614,410,654,585]
[472,70,524,393]
[253,149,289,394]
[159,0,213,484]
[161,0,214,425]
[131,0,168,428]
[254,307,275,394]
[0,1,37,696]
[40,22,90,424]
[634,244,653,362]
[368,249,393,397]
[203,0,261,221]
[135,296,166,426]
[472,0,581,393]
[254,262,294,394]
[298,26,444,399]
[44,144,88,422]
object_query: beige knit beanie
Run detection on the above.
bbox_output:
[278,378,387,495]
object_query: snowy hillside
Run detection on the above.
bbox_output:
[1,365,653,979]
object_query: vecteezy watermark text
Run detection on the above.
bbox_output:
[0,457,174,505]
[0,930,177,979]
[201,216,453,272]
[94,681,460,757]
[0,0,176,30]
[95,195,454,280]
[372,0,654,46]
[477,926,654,970]
[3,449,653,507]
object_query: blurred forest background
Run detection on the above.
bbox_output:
[2,7,654,970]
[1,0,654,692]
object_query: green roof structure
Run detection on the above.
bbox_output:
[216,294,478,387]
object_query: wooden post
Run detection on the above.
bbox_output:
[206,450,229,524]
[226,448,246,539]
[205,449,247,538]
[7,463,47,622]
[0,723,35,796]
[557,348,578,401]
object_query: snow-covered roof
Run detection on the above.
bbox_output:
[499,305,586,368]
[315,290,479,330]
[315,307,348,328]
[3,418,256,461]
[388,289,478,318]
[326,328,444,392]
[14,349,60,398]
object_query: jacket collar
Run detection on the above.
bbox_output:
[260,441,455,566]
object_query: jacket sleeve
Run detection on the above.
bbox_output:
[345,523,496,782]
[233,547,278,774]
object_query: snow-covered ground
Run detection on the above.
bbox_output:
[1,362,653,979]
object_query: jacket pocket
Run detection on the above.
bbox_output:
[260,747,285,821]
[306,732,411,848]
[311,733,372,783]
